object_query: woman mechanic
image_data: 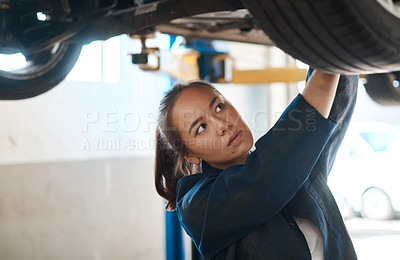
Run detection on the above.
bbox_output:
[155,68,359,260]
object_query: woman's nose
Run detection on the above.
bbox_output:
[218,119,232,135]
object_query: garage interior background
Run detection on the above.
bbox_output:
[1,34,400,259]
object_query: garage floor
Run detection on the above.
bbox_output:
[346,217,400,260]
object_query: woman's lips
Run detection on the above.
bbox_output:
[228,130,243,146]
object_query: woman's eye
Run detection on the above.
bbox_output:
[216,103,224,113]
[197,123,206,135]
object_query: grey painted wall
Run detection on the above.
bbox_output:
[0,157,164,260]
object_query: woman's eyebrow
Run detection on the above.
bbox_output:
[189,116,203,135]
[209,96,218,109]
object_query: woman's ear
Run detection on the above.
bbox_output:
[184,153,201,165]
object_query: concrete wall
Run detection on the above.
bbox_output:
[0,157,163,260]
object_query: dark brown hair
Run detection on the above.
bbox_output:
[155,80,223,210]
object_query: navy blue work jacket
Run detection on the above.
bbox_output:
[176,71,359,260]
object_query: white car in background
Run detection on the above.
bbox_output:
[328,121,400,220]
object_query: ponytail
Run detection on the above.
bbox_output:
[155,128,199,210]
[155,128,178,210]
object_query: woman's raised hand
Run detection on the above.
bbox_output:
[301,70,340,119]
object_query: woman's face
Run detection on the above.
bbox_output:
[170,87,254,170]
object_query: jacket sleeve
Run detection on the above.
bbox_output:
[177,93,337,259]
[306,69,359,181]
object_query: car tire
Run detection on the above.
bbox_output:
[241,0,400,74]
[364,71,400,105]
[361,187,395,220]
[0,43,82,100]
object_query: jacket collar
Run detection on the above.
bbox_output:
[201,160,223,174]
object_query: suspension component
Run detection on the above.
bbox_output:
[129,33,160,71]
